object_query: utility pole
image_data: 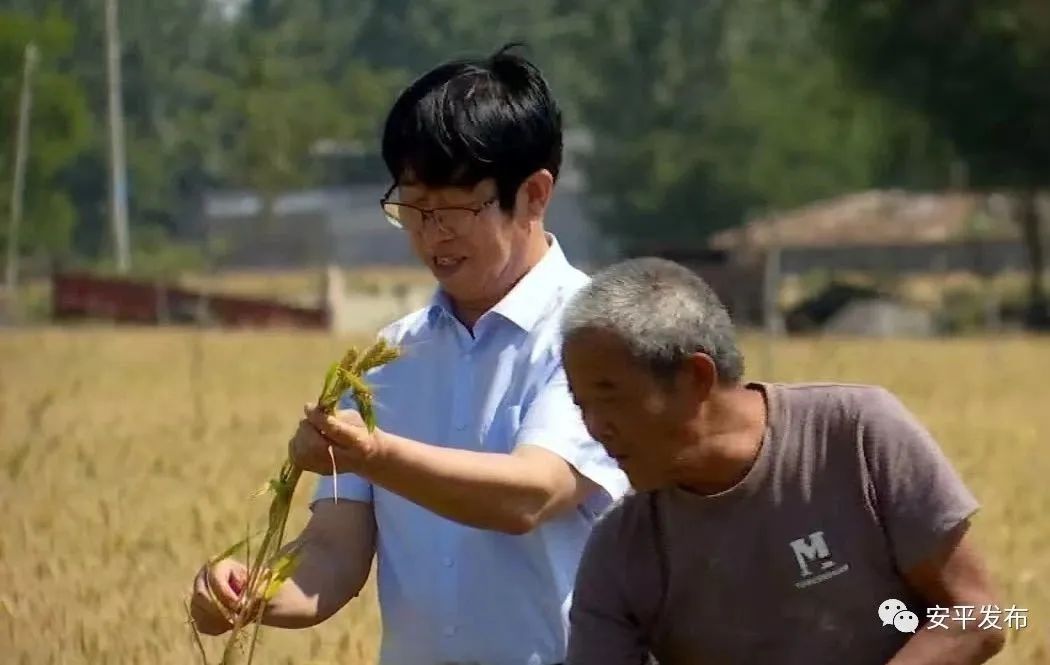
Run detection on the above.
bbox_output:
[105,0,131,273]
[4,42,37,301]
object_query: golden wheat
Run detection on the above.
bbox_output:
[0,328,1047,664]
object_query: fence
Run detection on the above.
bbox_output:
[51,271,329,329]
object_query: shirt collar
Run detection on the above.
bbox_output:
[425,233,571,332]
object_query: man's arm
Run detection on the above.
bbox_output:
[191,500,375,633]
[886,521,1004,664]
[377,437,612,533]
[296,370,625,534]
[565,512,651,665]
[858,387,1004,665]
[298,411,598,534]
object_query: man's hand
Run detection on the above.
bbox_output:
[187,502,377,634]
[189,558,253,636]
[289,404,386,475]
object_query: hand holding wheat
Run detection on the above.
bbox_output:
[187,338,400,665]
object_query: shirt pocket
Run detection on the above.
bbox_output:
[481,404,523,452]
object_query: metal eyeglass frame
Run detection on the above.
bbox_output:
[379,183,499,233]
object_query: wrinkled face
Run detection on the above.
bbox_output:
[388,177,534,307]
[563,328,702,491]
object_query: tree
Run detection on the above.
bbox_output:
[562,0,752,252]
[822,0,1050,326]
[711,0,953,211]
[185,0,403,225]
[5,0,226,259]
[0,9,90,264]
[560,0,950,253]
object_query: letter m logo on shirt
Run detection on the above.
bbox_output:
[789,530,835,577]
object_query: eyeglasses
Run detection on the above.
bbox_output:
[380,184,498,235]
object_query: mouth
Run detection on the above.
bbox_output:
[431,255,467,276]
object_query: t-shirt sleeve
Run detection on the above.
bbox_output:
[514,367,630,512]
[860,387,980,572]
[566,512,651,665]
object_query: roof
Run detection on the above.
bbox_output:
[708,189,1020,251]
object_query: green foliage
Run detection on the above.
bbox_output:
[711,0,953,209]
[821,0,1050,187]
[2,0,1047,276]
[821,0,1050,323]
[565,0,750,249]
[0,9,90,261]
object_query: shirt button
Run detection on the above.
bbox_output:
[455,422,466,431]
[442,557,453,567]
[443,625,456,637]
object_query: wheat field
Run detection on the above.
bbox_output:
[0,328,1047,664]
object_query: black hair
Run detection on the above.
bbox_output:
[381,43,563,211]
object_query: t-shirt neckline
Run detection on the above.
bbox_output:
[666,381,782,505]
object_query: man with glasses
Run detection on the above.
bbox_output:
[189,44,628,665]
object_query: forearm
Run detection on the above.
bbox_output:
[359,432,558,534]
[886,626,1004,665]
[258,537,369,628]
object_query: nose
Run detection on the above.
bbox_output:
[419,211,455,242]
[581,409,615,446]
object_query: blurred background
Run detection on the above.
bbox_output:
[0,1,1048,664]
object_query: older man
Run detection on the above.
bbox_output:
[189,45,627,665]
[561,257,1003,665]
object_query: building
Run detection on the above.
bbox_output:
[197,129,615,272]
[707,189,1030,277]
[647,189,1036,328]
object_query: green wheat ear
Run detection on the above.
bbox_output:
[353,338,402,375]
[198,339,401,665]
[317,362,342,413]
[338,347,360,372]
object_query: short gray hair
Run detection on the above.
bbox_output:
[562,257,745,384]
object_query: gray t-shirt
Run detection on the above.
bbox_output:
[566,382,980,665]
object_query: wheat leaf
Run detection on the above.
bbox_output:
[262,549,303,601]
[209,532,257,566]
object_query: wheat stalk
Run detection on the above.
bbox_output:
[188,338,400,664]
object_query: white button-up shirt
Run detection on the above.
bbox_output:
[312,235,629,665]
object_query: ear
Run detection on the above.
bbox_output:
[516,169,554,221]
[680,352,717,401]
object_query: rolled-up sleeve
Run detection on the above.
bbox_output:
[310,471,373,506]
[514,368,629,511]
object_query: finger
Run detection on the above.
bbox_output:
[207,564,243,610]
[190,589,233,630]
[315,418,358,451]
[334,408,365,426]
[295,418,330,451]
[290,424,338,473]
[303,419,339,452]
[192,570,235,627]
[305,406,329,430]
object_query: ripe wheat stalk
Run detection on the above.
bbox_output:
[186,338,401,665]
